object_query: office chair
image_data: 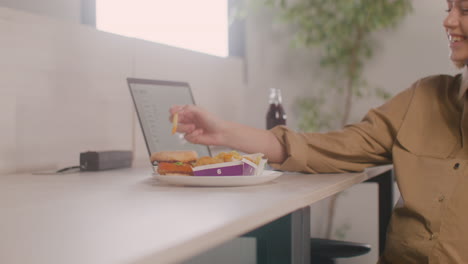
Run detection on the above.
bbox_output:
[310,169,394,264]
[310,238,371,264]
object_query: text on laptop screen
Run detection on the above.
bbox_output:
[128,79,211,158]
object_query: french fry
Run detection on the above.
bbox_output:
[171,112,178,135]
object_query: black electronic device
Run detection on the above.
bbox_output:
[80,150,133,171]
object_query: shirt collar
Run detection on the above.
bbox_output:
[459,66,468,101]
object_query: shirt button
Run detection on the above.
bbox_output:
[438,195,445,202]
[430,233,439,240]
[454,163,460,169]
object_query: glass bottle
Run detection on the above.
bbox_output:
[266,88,287,129]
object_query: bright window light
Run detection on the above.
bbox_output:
[96,0,228,57]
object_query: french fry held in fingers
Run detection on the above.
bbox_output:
[171,112,178,135]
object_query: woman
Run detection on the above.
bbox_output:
[170,1,468,262]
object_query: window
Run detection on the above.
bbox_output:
[96,0,228,57]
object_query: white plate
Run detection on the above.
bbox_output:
[153,170,283,187]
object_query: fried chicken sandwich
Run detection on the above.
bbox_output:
[151,150,198,176]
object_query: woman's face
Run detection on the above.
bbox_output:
[444,0,468,65]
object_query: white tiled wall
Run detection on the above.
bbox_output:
[0,94,16,173]
[132,40,246,123]
[0,7,246,174]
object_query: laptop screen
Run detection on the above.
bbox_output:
[127,78,211,159]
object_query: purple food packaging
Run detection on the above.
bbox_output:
[192,158,265,177]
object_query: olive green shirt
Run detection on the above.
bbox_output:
[271,74,468,263]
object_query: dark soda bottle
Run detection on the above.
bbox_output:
[266,88,287,129]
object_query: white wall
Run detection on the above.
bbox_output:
[0,7,246,174]
[0,0,80,23]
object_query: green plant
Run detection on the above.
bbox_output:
[245,0,413,238]
[255,0,412,130]
[295,92,335,132]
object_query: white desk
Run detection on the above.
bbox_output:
[0,165,392,264]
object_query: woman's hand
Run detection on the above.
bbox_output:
[169,105,229,146]
[169,104,286,163]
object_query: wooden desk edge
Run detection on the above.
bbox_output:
[364,164,393,180]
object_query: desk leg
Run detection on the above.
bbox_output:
[292,207,311,264]
[365,169,394,255]
[243,207,311,264]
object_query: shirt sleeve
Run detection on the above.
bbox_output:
[269,84,417,173]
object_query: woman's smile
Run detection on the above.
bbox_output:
[449,33,468,48]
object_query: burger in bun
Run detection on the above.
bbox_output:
[151,150,198,176]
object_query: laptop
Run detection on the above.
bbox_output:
[127,78,212,168]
